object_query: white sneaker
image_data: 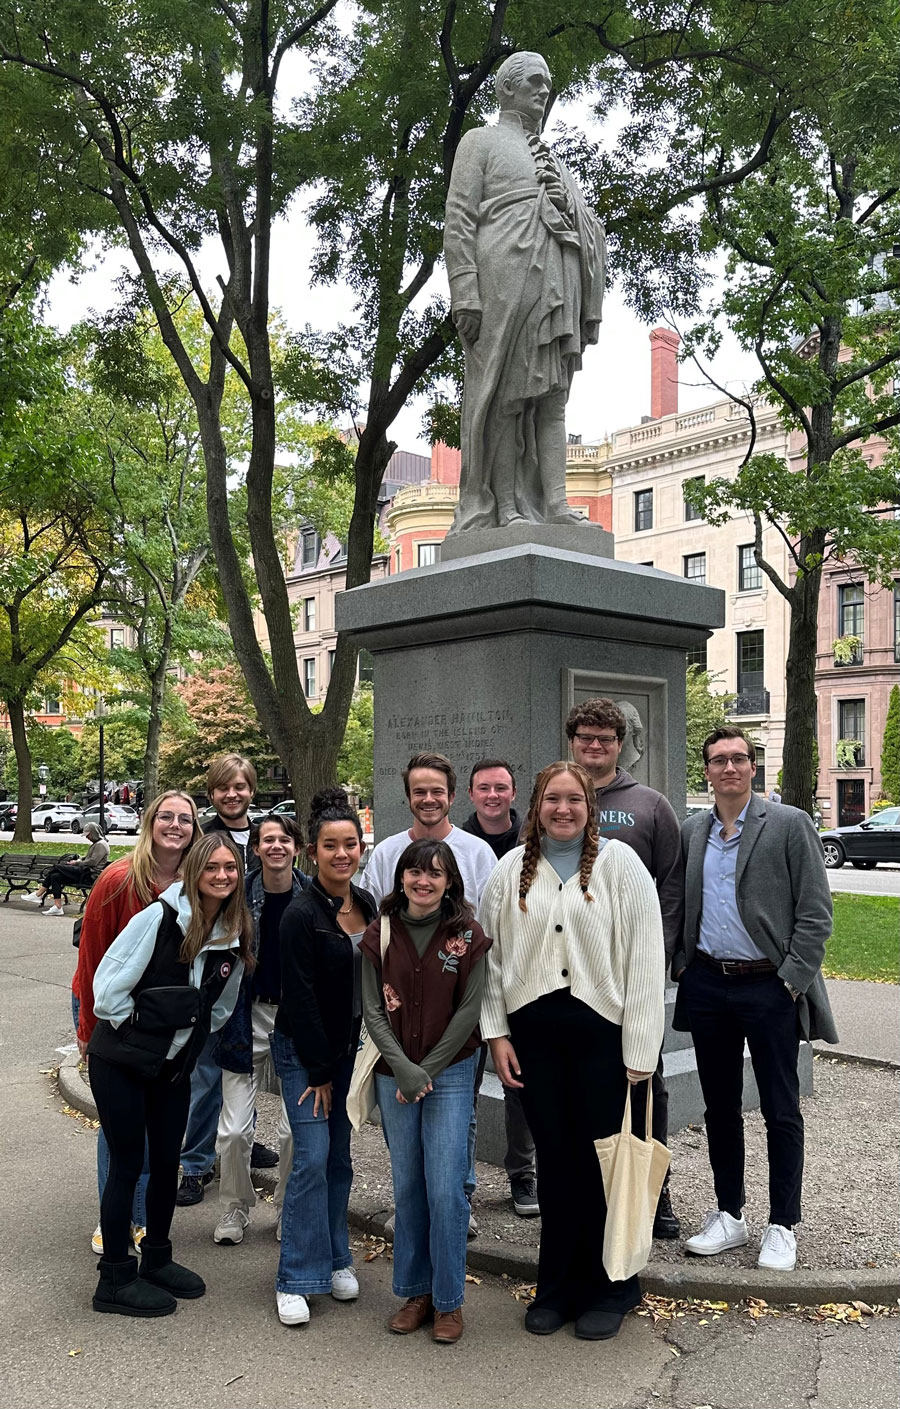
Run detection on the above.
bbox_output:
[275,1212,282,1242]
[91,1224,103,1255]
[276,1291,310,1325]
[44,905,66,917]
[758,1223,796,1271]
[214,1207,249,1244]
[331,1266,359,1301]
[21,892,43,904]
[684,1209,748,1256]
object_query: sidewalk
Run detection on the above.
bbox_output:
[814,978,900,1066]
[59,1040,900,1307]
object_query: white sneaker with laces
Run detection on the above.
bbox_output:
[91,1224,103,1255]
[214,1207,249,1245]
[757,1223,796,1271]
[44,905,66,917]
[131,1224,146,1254]
[684,1209,748,1256]
[331,1266,359,1301]
[21,892,43,904]
[276,1291,310,1325]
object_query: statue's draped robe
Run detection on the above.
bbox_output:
[444,112,606,532]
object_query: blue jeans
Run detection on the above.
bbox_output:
[270,1030,354,1296]
[73,993,148,1226]
[180,1033,222,1176]
[377,1052,476,1314]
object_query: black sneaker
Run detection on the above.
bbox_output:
[250,1141,279,1169]
[175,1171,214,1207]
[652,1182,681,1239]
[510,1177,540,1218]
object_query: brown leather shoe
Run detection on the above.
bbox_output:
[432,1307,464,1344]
[389,1294,433,1334]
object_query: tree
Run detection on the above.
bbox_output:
[881,685,900,805]
[683,1,900,815]
[0,0,820,825]
[160,665,279,796]
[336,685,374,800]
[685,665,731,794]
[2,721,83,800]
[0,309,113,841]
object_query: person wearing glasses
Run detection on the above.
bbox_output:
[565,698,683,1240]
[674,727,837,1271]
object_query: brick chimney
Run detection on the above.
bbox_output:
[430,440,461,485]
[649,327,680,419]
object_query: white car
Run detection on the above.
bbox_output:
[76,803,140,835]
[30,801,85,833]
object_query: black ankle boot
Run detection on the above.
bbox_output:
[653,1182,681,1239]
[140,1241,206,1299]
[94,1256,177,1317]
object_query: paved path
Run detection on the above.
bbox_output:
[2,909,898,1409]
[815,978,900,1065]
[827,868,900,897]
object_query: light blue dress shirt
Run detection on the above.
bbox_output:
[697,802,768,962]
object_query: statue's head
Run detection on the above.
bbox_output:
[494,52,551,123]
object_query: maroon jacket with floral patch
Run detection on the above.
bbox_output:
[359,912,491,1069]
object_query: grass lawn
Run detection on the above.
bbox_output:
[0,839,131,862]
[825,893,899,983]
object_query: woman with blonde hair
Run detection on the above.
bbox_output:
[72,790,199,1256]
[479,762,664,1341]
[88,832,253,1317]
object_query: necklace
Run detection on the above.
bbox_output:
[338,898,353,915]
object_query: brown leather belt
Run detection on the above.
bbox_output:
[695,951,776,977]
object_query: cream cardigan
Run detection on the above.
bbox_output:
[479,840,665,1073]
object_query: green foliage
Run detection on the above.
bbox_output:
[836,738,861,769]
[2,722,82,798]
[337,686,374,798]
[77,717,147,787]
[160,665,279,794]
[685,666,732,793]
[880,685,900,805]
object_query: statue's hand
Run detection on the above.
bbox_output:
[539,173,570,212]
[454,308,482,346]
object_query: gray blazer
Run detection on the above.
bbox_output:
[672,794,838,1044]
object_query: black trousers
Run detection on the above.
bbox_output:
[679,963,803,1227]
[44,862,91,900]
[508,989,642,1317]
[89,1055,192,1261]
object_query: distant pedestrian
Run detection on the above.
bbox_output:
[88,833,251,1317]
[24,824,109,915]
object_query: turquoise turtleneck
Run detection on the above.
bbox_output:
[540,829,585,883]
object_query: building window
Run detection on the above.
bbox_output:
[395,548,402,574]
[302,657,316,698]
[838,699,865,765]
[328,649,336,679]
[633,489,653,532]
[894,586,900,663]
[300,529,318,568]
[686,643,708,672]
[110,628,125,648]
[417,542,438,567]
[751,745,766,793]
[683,477,704,522]
[303,597,316,632]
[683,552,706,584]
[359,649,375,685]
[44,696,61,715]
[738,545,762,592]
[838,583,864,660]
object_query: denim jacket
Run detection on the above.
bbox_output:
[213,868,309,1074]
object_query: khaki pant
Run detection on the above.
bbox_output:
[217,1000,292,1213]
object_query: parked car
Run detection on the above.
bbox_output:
[819,806,900,869]
[0,802,17,831]
[197,804,269,826]
[75,803,140,835]
[30,801,85,833]
[269,799,296,819]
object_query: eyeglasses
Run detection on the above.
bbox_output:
[706,754,753,769]
[573,732,619,747]
[155,811,195,827]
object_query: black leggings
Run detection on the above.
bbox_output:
[89,1055,191,1261]
[44,863,91,900]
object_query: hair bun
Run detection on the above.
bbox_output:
[310,786,349,818]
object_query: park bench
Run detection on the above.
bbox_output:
[0,853,107,912]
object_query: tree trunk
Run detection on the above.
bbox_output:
[143,630,171,807]
[9,697,34,844]
[780,533,825,816]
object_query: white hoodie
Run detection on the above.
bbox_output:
[93,881,245,1061]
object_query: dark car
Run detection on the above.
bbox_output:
[0,802,17,831]
[819,807,900,869]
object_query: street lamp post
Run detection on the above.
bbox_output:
[95,697,106,835]
[37,763,49,798]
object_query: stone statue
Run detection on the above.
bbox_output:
[616,700,646,773]
[443,52,606,536]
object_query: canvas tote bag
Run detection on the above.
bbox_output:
[594,1078,671,1281]
[346,915,390,1132]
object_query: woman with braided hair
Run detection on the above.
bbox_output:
[479,762,664,1341]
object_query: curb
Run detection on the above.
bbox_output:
[57,1053,900,1307]
[814,1047,900,1073]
